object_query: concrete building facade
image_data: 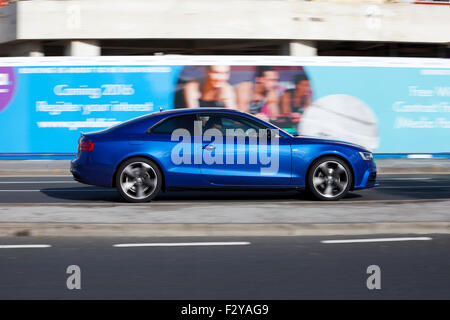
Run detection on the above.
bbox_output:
[0,0,449,57]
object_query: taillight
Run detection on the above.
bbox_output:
[79,139,95,152]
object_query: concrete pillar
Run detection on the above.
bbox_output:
[65,40,100,56]
[10,41,44,57]
[283,40,317,56]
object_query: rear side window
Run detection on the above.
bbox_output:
[150,114,197,135]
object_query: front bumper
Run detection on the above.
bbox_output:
[367,171,377,186]
[354,170,378,190]
[353,157,378,190]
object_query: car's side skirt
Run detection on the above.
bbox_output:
[166,186,304,192]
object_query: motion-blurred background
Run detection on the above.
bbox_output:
[0,0,449,159]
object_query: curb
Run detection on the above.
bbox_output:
[0,222,449,237]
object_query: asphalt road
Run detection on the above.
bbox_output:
[0,174,449,204]
[0,234,448,299]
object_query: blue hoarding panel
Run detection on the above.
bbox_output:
[0,57,449,157]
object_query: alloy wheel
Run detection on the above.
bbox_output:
[119,162,158,200]
[312,160,349,199]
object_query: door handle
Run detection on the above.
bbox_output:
[203,144,215,151]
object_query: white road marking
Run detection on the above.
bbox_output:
[0,244,52,249]
[21,160,61,162]
[0,189,114,192]
[381,178,432,180]
[377,186,450,189]
[407,154,433,159]
[321,237,432,244]
[113,241,251,248]
[0,181,77,184]
[0,175,71,178]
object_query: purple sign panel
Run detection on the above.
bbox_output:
[0,67,15,112]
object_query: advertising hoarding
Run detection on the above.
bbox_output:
[0,56,449,157]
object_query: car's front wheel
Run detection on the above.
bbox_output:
[307,156,352,201]
[116,157,162,203]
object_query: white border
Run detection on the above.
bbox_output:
[0,55,449,68]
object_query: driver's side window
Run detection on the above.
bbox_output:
[198,113,267,138]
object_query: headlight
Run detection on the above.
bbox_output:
[359,151,373,161]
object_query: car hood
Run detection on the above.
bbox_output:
[292,135,370,152]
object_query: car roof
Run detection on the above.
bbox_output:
[111,107,293,138]
[156,108,248,117]
[154,107,293,137]
[111,108,249,131]
[110,108,251,131]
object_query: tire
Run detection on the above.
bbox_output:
[116,157,162,203]
[306,156,352,201]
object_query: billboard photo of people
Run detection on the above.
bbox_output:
[174,65,312,133]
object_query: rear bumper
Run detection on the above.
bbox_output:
[70,161,89,185]
[70,159,87,184]
[70,157,114,187]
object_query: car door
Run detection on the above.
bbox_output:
[142,114,205,187]
[198,113,292,186]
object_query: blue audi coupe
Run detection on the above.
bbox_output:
[70,108,377,202]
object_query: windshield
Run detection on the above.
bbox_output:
[245,113,294,138]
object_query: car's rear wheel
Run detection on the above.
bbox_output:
[306,156,352,201]
[116,157,162,203]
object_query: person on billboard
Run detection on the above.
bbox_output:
[177,65,237,109]
[281,73,312,124]
[248,66,281,121]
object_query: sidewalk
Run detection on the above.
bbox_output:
[0,222,448,237]
[0,159,449,176]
